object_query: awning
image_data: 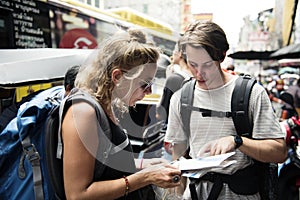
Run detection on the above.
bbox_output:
[0,48,94,88]
[270,43,300,60]
[278,58,300,67]
[227,50,275,60]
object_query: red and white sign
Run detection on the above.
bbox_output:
[59,28,98,49]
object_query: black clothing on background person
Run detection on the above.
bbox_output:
[156,72,186,123]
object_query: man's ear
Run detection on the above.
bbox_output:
[111,69,123,85]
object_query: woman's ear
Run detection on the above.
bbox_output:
[111,69,123,85]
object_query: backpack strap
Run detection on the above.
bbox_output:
[21,136,44,200]
[56,89,112,160]
[180,78,196,137]
[231,75,256,137]
[180,78,232,136]
[55,89,130,179]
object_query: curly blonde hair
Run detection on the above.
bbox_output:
[75,29,160,112]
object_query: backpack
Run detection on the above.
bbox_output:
[180,74,278,200]
[0,86,63,200]
[0,89,44,133]
[45,88,111,200]
[0,87,111,200]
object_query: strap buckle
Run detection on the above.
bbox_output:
[23,143,40,163]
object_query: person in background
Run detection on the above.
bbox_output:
[61,29,181,200]
[287,78,300,116]
[63,65,80,96]
[265,87,285,119]
[271,79,285,98]
[156,39,192,123]
[165,20,287,199]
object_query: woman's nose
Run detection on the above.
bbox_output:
[144,86,152,94]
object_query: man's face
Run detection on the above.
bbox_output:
[185,45,223,90]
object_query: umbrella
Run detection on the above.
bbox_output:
[261,69,277,76]
[0,48,94,87]
[227,50,275,60]
[270,43,300,60]
[278,66,299,75]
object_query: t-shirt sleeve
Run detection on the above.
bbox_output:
[250,84,285,139]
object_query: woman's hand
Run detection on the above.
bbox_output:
[136,158,169,169]
[137,163,181,188]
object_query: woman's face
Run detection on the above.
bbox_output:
[185,45,223,90]
[115,63,157,106]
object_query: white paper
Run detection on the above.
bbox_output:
[181,160,237,178]
[176,151,236,171]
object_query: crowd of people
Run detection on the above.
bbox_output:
[261,76,300,121]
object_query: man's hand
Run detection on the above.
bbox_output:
[197,136,236,157]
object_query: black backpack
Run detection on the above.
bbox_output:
[45,88,111,200]
[180,74,278,200]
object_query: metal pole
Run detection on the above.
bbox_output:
[288,0,299,45]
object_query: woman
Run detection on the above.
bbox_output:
[62,29,181,199]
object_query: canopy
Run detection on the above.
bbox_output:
[278,58,300,67]
[227,50,275,60]
[278,66,299,75]
[0,48,94,88]
[270,43,300,60]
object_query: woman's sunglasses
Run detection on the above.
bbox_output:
[140,80,153,91]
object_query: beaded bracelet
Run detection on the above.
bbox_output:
[123,175,129,196]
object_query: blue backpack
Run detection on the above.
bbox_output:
[0,87,111,200]
[0,86,64,200]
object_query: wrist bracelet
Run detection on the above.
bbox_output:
[123,176,129,196]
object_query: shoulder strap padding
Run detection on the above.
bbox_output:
[231,75,257,138]
[56,88,111,160]
[180,78,196,137]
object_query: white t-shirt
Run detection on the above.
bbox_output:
[165,76,285,199]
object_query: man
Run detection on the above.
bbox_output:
[63,65,80,96]
[165,20,287,199]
